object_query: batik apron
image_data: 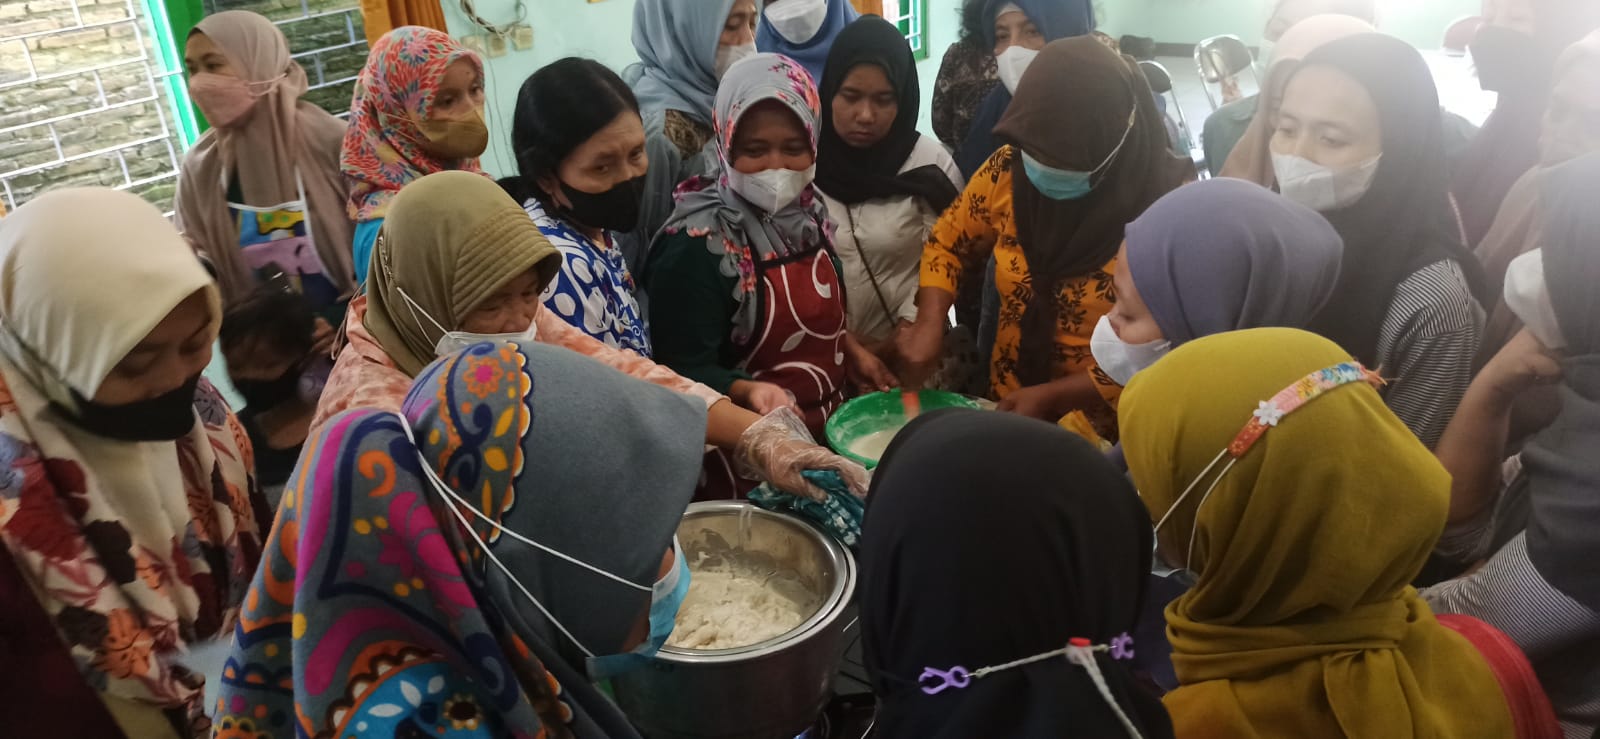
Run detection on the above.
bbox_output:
[697,243,848,501]
[225,167,341,321]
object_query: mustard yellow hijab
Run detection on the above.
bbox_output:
[1119,328,1512,739]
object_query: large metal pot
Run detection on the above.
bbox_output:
[613,502,857,739]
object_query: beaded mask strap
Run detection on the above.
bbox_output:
[1227,361,1384,457]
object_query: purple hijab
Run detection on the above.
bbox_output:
[1124,178,1344,346]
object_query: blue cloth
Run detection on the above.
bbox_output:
[954,0,1096,178]
[525,200,653,356]
[629,0,736,122]
[351,217,383,285]
[747,470,864,548]
[756,0,860,83]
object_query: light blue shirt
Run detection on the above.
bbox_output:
[351,218,383,285]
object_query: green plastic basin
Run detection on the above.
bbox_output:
[825,390,980,469]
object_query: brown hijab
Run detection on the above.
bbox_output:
[1218,13,1376,186]
[174,10,354,304]
[992,36,1188,386]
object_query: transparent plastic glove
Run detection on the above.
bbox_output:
[735,407,870,501]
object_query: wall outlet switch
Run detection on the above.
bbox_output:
[511,23,533,51]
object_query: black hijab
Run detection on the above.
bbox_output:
[992,37,1187,386]
[861,409,1173,739]
[1293,33,1488,364]
[1524,152,1600,612]
[816,16,959,211]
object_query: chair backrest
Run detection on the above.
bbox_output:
[1139,59,1173,95]
[1195,35,1255,82]
[1443,15,1485,55]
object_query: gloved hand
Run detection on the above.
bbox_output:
[735,407,870,501]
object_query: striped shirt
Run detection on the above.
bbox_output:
[1423,533,1600,738]
[1375,259,1484,448]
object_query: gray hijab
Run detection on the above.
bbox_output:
[1124,178,1344,346]
[1523,152,1600,611]
[406,340,707,736]
[656,53,834,346]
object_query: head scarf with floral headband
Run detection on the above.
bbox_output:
[340,26,486,222]
[656,52,833,345]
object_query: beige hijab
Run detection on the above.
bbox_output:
[364,171,560,376]
[0,189,261,734]
[1218,14,1376,185]
[1478,30,1600,358]
[174,10,354,305]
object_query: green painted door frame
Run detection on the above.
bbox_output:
[146,0,206,143]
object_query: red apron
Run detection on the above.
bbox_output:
[696,244,848,500]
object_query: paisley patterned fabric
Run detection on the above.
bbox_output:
[657,53,834,345]
[340,26,486,221]
[215,344,556,739]
[219,339,707,739]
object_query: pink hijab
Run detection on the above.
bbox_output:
[1217,14,1376,186]
[174,10,354,304]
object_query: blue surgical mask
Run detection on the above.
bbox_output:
[1019,106,1138,201]
[588,538,691,680]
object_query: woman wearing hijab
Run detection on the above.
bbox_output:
[624,0,759,276]
[1215,13,1375,185]
[1477,29,1600,360]
[647,54,893,429]
[1271,33,1488,447]
[953,0,1096,179]
[176,10,353,311]
[506,58,653,357]
[0,189,264,738]
[756,0,859,83]
[319,170,866,502]
[341,26,487,284]
[1201,0,1377,175]
[217,340,702,738]
[647,53,892,498]
[861,409,1174,738]
[1217,14,1480,190]
[1429,153,1600,738]
[1120,327,1515,738]
[932,0,1002,151]
[1453,0,1600,248]
[1090,178,1344,388]
[900,37,1187,433]
[816,17,963,364]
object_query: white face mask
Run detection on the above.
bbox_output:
[715,42,757,80]
[765,0,828,44]
[995,45,1040,95]
[397,284,540,357]
[1271,152,1382,212]
[1504,249,1566,349]
[728,164,816,213]
[1090,314,1170,386]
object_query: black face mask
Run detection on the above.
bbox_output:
[559,175,646,233]
[57,374,201,442]
[234,368,301,411]
[1470,25,1541,94]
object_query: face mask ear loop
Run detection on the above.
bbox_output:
[395,416,647,659]
[1151,447,1228,533]
[1182,457,1235,572]
[1064,644,1146,739]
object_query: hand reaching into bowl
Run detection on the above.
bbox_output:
[736,408,870,501]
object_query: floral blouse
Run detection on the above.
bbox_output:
[920,146,1122,412]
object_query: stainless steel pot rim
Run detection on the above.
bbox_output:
[657,502,856,662]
